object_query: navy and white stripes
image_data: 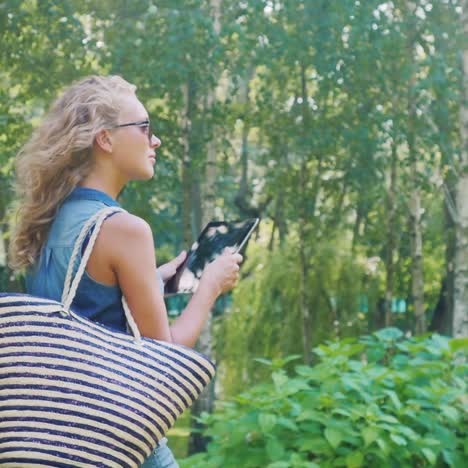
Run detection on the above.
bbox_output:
[0,293,216,467]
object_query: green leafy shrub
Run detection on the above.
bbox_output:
[216,237,373,399]
[181,329,467,468]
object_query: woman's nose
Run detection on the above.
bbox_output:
[151,135,161,149]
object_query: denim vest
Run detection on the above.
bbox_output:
[26,187,163,333]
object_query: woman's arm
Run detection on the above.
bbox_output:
[169,252,241,345]
[86,212,241,347]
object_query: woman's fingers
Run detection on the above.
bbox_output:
[173,250,187,267]
[157,250,187,282]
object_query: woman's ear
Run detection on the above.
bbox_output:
[94,129,113,153]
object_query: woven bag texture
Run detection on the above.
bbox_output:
[0,293,215,467]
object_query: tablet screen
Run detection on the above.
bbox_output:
[164,218,259,295]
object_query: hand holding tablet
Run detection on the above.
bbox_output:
[164,218,259,296]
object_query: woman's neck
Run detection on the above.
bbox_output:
[78,175,125,200]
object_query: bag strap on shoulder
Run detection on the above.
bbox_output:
[61,206,142,343]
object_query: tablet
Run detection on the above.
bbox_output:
[164,218,259,296]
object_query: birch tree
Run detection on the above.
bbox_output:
[453,0,468,338]
[405,0,425,334]
[188,0,222,455]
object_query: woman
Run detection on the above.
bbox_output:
[9,75,242,467]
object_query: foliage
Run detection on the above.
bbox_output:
[215,229,375,397]
[0,0,463,333]
[182,330,468,467]
[1,0,466,458]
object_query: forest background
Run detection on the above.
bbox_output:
[1,0,467,464]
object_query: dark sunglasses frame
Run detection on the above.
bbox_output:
[111,120,153,144]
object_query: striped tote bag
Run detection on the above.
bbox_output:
[0,207,216,467]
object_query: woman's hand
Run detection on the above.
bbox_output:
[199,250,243,297]
[157,251,187,284]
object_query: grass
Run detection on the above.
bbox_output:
[167,410,191,459]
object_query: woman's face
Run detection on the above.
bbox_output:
[109,93,161,181]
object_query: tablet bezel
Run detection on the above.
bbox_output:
[164,218,259,296]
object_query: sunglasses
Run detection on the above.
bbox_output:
[111,119,153,144]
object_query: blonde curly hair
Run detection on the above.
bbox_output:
[9,75,136,270]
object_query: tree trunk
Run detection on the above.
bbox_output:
[298,166,311,364]
[269,189,285,251]
[268,141,289,250]
[239,68,254,194]
[181,82,193,246]
[0,226,6,268]
[384,136,398,327]
[202,17,220,225]
[191,168,203,237]
[409,186,425,334]
[406,17,426,334]
[235,67,256,218]
[430,14,458,336]
[240,115,249,193]
[351,201,363,254]
[299,62,312,364]
[442,177,456,335]
[453,0,468,338]
[188,0,221,455]
[430,95,457,334]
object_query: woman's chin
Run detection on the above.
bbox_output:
[128,170,154,183]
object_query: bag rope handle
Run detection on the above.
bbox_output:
[61,206,142,343]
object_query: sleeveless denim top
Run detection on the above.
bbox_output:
[26,187,164,333]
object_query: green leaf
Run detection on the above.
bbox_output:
[299,422,322,435]
[432,425,457,450]
[254,358,273,367]
[272,370,288,389]
[422,448,437,465]
[325,427,343,449]
[423,438,441,447]
[259,413,277,433]
[332,408,352,417]
[449,337,468,353]
[273,355,302,367]
[390,434,407,446]
[267,462,289,468]
[378,414,399,424]
[441,449,454,466]
[266,437,286,461]
[383,390,402,410]
[441,405,459,423]
[397,426,418,441]
[456,449,468,468]
[342,343,366,357]
[361,427,379,447]
[295,365,315,377]
[376,423,396,433]
[341,376,364,394]
[297,410,328,424]
[376,438,389,455]
[289,453,320,467]
[406,397,435,409]
[299,437,330,454]
[333,456,348,467]
[277,416,298,431]
[375,327,404,342]
[346,451,364,468]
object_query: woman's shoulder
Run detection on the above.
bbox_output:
[92,212,155,272]
[102,212,152,237]
[97,212,154,256]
